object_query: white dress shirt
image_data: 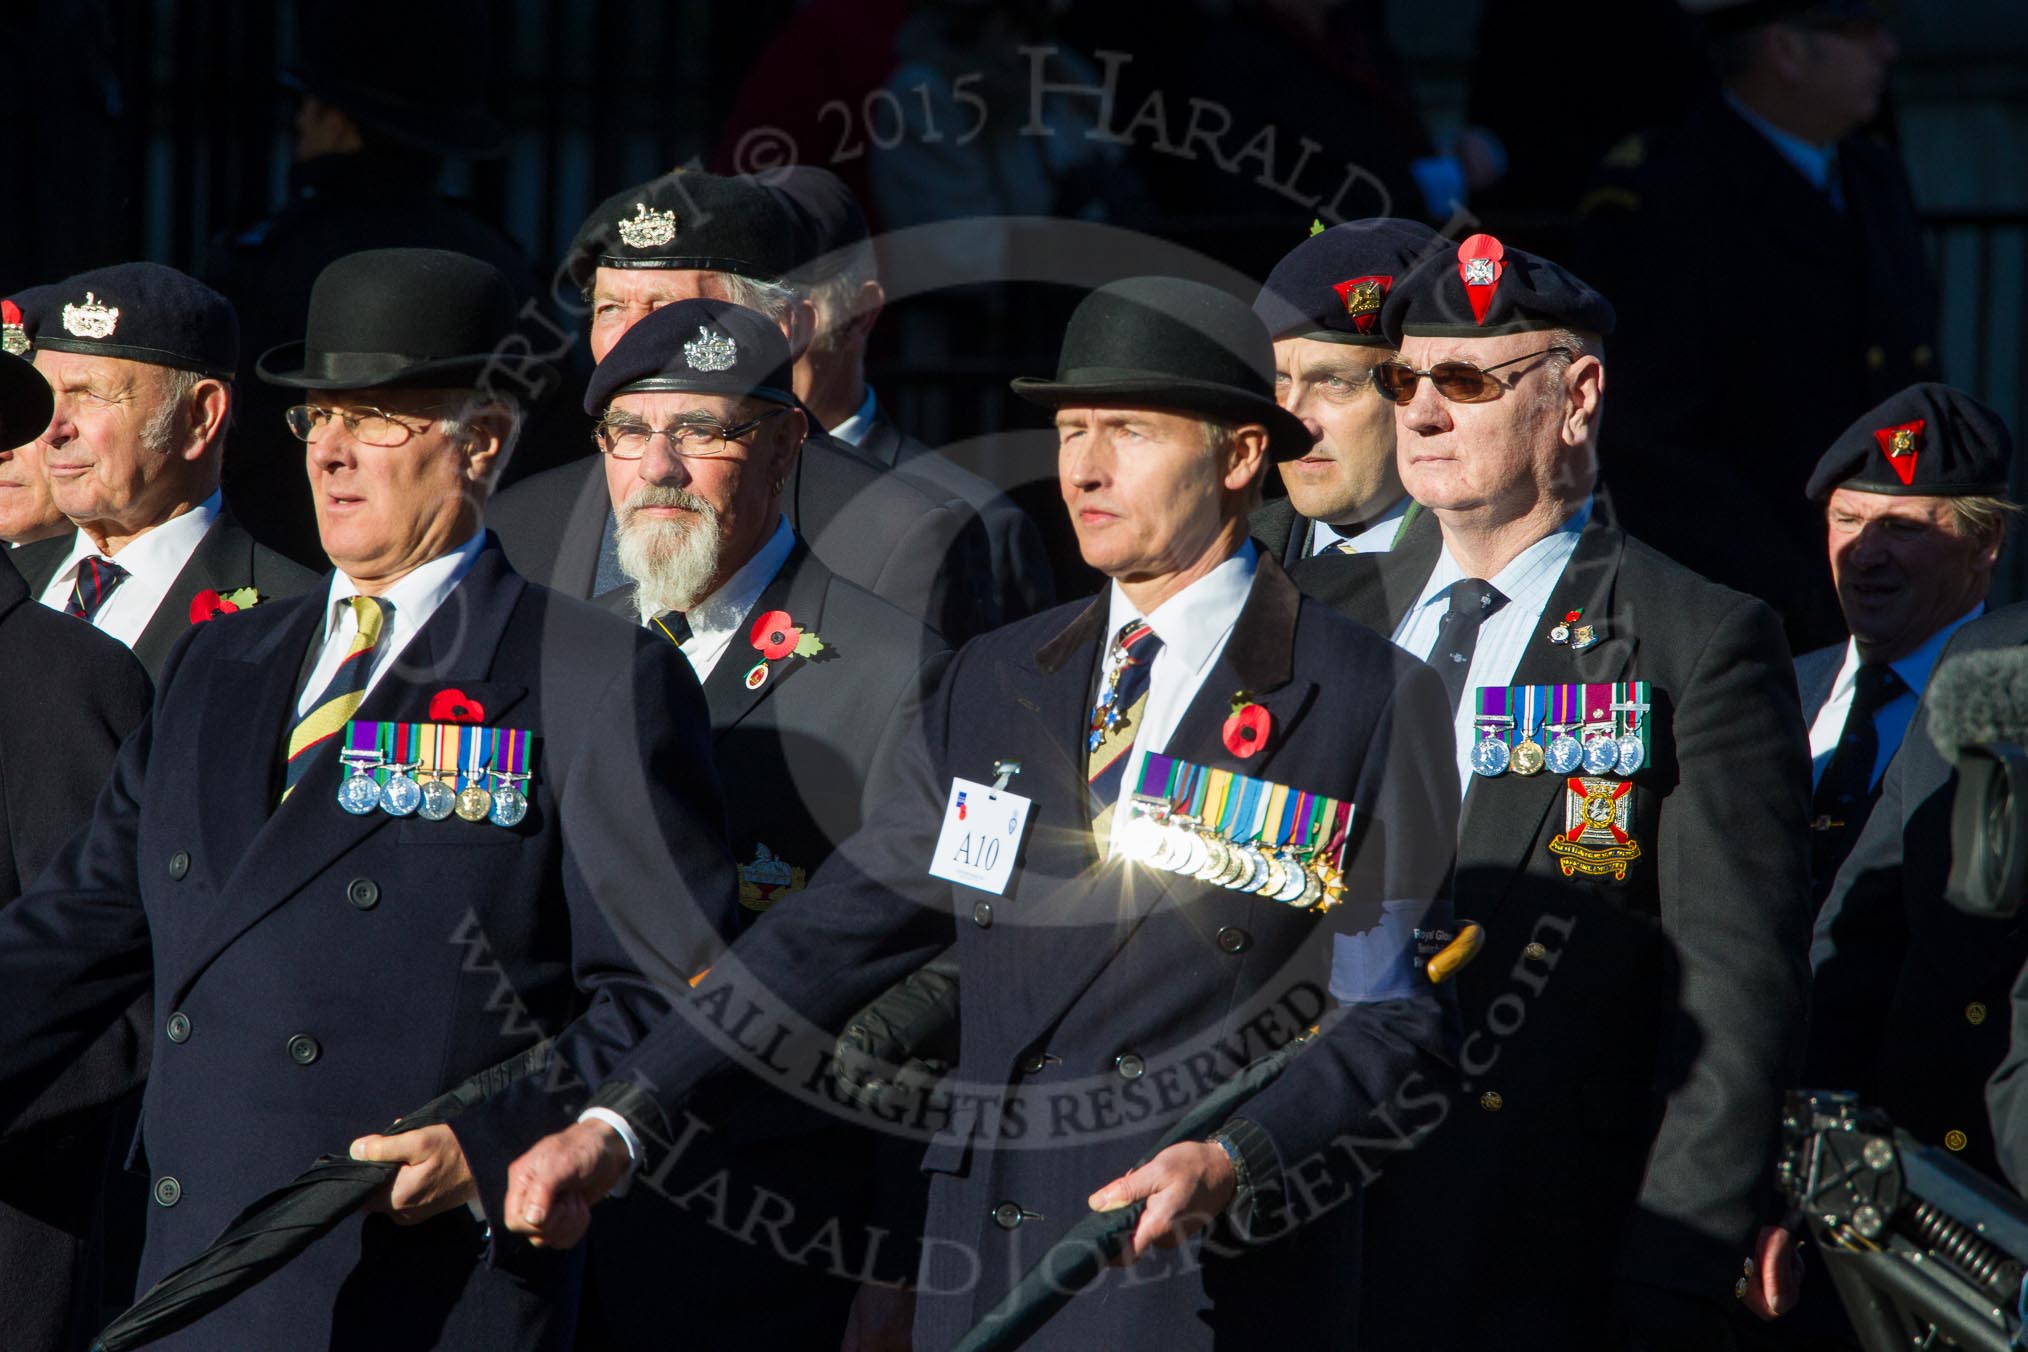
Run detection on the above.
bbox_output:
[296,532,485,715]
[1808,604,1983,791]
[39,490,222,646]
[1308,497,1412,556]
[1392,499,1592,797]
[826,386,879,449]
[659,515,796,681]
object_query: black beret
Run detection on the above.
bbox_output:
[583,298,798,415]
[0,351,52,453]
[771,166,871,280]
[1380,233,1615,344]
[1253,218,1446,346]
[1,283,57,358]
[564,171,808,294]
[34,263,238,378]
[1806,383,2013,501]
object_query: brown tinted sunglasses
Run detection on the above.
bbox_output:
[1372,346,1573,405]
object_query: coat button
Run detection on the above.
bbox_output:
[153,1176,181,1207]
[1215,927,1250,955]
[165,1012,191,1044]
[1945,1129,1968,1152]
[1114,1053,1146,1081]
[167,851,190,881]
[287,1034,321,1065]
[1479,1091,1504,1112]
[1523,942,1548,961]
[991,1201,1024,1230]
[346,877,379,910]
[971,901,993,929]
[1019,1049,1047,1075]
[1966,1002,1989,1027]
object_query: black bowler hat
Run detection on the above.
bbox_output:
[564,171,808,294]
[584,299,799,415]
[1806,383,2013,501]
[1381,232,1615,343]
[34,263,238,378]
[0,352,52,452]
[1254,218,1446,346]
[1011,277,1312,462]
[281,0,506,157]
[258,248,549,392]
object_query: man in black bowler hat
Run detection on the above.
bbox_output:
[1249,217,1446,568]
[1795,384,2013,913]
[504,275,1462,1352]
[1292,233,1813,1348]
[1575,0,1933,653]
[14,262,319,680]
[0,346,154,1352]
[0,247,735,1349]
[488,168,995,644]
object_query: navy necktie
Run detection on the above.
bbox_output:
[1432,578,1505,713]
[65,556,129,623]
[1810,663,1906,906]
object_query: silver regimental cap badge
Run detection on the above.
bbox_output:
[61,291,119,340]
[1,304,24,358]
[683,325,737,373]
[616,202,677,250]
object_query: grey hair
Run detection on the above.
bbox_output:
[801,238,880,353]
[1945,494,2024,553]
[712,272,802,331]
[140,368,234,456]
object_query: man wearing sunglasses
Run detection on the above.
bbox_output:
[12,263,319,679]
[0,247,737,1350]
[573,296,950,1348]
[1296,233,1812,1349]
[1248,217,1445,569]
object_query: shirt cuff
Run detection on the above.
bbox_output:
[579,1106,642,1197]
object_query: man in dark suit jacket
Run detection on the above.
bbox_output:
[569,297,951,1348]
[487,169,996,643]
[1246,217,1445,570]
[0,350,155,1352]
[1293,233,1812,1347]
[0,248,736,1350]
[1573,2,1935,652]
[1794,384,2011,913]
[506,277,1461,1351]
[15,262,318,679]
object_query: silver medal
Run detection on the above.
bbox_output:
[1581,733,1620,776]
[1546,730,1583,775]
[1615,733,1646,776]
[381,769,421,817]
[489,783,528,828]
[337,766,382,816]
[1471,733,1511,778]
[419,778,457,821]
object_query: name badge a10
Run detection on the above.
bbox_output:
[928,777,1033,895]
[338,720,540,832]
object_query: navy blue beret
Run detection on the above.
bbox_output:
[1806,383,2013,501]
[1253,218,1446,346]
[583,299,798,414]
[1380,233,1615,343]
[565,172,808,295]
[33,263,238,378]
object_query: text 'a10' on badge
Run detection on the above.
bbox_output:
[927,777,1033,896]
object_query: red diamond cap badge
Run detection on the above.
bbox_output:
[1456,234,1505,326]
[1872,418,1925,487]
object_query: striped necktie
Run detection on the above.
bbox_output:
[66,556,130,622]
[1086,620,1164,851]
[280,596,393,801]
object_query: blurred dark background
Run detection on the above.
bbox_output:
[3,0,2022,597]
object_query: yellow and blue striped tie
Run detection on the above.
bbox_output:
[281,596,392,801]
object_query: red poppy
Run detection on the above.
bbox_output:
[428,688,486,723]
[750,609,802,661]
[189,589,239,624]
[1223,702,1272,758]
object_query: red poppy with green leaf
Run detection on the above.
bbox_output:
[750,610,825,661]
[189,586,262,624]
[1223,691,1271,758]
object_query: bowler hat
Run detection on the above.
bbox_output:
[0,352,51,452]
[1011,277,1312,462]
[257,248,550,393]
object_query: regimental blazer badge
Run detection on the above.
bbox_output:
[1547,777,1641,880]
[61,291,119,340]
[738,843,806,912]
[617,202,677,249]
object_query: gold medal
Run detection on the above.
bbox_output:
[1511,738,1546,775]
[455,784,493,821]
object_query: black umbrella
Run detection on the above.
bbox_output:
[91,1042,552,1352]
[949,1035,1310,1352]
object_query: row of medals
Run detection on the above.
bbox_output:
[1473,722,1644,779]
[1122,812,1343,911]
[337,755,529,827]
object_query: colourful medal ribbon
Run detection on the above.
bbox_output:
[1321,797,1353,872]
[345,720,377,762]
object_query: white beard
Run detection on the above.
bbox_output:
[614,487,723,622]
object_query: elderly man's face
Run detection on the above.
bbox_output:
[1826,487,1997,663]
[1057,407,1255,586]
[1392,333,1585,520]
[604,390,803,613]
[35,349,193,532]
[589,269,767,363]
[0,410,63,545]
[1272,337,1398,525]
[305,386,493,590]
